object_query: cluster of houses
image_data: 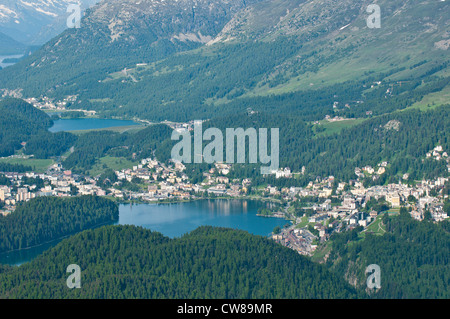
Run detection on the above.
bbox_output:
[1,149,449,253]
[24,95,79,111]
[192,163,249,197]
[0,186,36,210]
[355,161,388,178]
[0,162,110,215]
[426,145,449,164]
[273,227,318,256]
[270,174,449,255]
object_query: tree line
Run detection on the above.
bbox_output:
[327,211,450,299]
[0,195,118,253]
[0,225,357,299]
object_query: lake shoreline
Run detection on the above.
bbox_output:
[48,118,142,133]
[0,219,117,266]
[118,198,290,239]
[0,199,290,266]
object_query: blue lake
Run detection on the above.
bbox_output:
[119,199,289,238]
[0,54,23,68]
[0,199,290,265]
[48,118,140,132]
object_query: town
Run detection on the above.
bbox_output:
[1,143,449,258]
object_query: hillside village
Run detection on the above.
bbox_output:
[1,144,449,257]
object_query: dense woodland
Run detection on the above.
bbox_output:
[0,97,448,187]
[0,163,33,173]
[0,98,53,157]
[63,124,173,173]
[24,131,77,159]
[200,105,450,185]
[0,225,357,299]
[0,213,447,299]
[327,211,450,299]
[0,98,76,158]
[0,196,118,253]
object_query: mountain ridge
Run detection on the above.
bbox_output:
[0,0,448,122]
[0,31,26,55]
[0,0,99,45]
[0,225,358,299]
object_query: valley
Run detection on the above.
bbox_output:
[0,0,448,301]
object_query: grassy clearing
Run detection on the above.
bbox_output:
[406,84,450,111]
[387,209,400,215]
[0,157,54,173]
[295,216,309,228]
[314,118,367,137]
[89,156,139,177]
[311,242,333,263]
[361,210,399,239]
[70,125,146,135]
[363,214,386,237]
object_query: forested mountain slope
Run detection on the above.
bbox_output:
[326,212,450,299]
[0,98,76,157]
[188,105,450,184]
[0,196,118,253]
[0,225,357,299]
[0,0,448,121]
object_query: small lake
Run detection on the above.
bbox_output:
[119,199,289,238]
[48,118,140,132]
[0,199,290,265]
[0,54,24,68]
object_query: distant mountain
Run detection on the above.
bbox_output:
[0,31,26,55]
[0,0,99,45]
[0,0,264,97]
[211,0,449,88]
[0,0,448,121]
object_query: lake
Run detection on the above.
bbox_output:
[0,54,24,68]
[48,118,140,132]
[119,199,289,238]
[0,199,290,265]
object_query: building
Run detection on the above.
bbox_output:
[275,168,291,179]
[343,197,356,209]
[216,176,229,184]
[386,194,401,208]
[16,191,35,202]
[208,184,227,195]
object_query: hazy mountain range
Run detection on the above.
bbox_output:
[0,0,99,49]
[0,0,448,121]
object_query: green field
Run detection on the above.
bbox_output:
[295,216,309,228]
[70,125,146,135]
[363,214,386,237]
[310,241,333,263]
[314,118,367,137]
[407,84,450,111]
[0,157,54,173]
[88,156,139,177]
